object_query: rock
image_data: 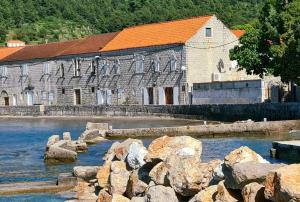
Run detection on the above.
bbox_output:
[264,164,300,202]
[97,161,112,188]
[226,162,283,189]
[188,185,218,202]
[224,146,269,169]
[126,170,148,198]
[103,142,120,162]
[86,122,109,130]
[44,145,77,163]
[46,135,59,147]
[130,197,144,202]
[115,139,144,161]
[212,161,225,183]
[146,136,202,162]
[79,129,107,144]
[98,189,112,202]
[109,161,130,194]
[215,181,238,202]
[126,142,148,169]
[242,182,265,202]
[63,132,71,141]
[72,140,88,153]
[166,155,219,196]
[111,194,130,202]
[145,185,179,202]
[73,180,98,201]
[57,173,78,187]
[73,166,99,181]
[149,162,169,185]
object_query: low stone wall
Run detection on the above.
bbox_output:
[0,103,299,122]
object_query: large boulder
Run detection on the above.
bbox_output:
[224,146,268,169]
[144,185,179,202]
[166,155,220,196]
[146,136,202,162]
[73,180,98,201]
[130,197,144,202]
[109,161,130,195]
[47,135,59,147]
[215,181,239,202]
[97,161,112,188]
[98,189,112,202]
[79,129,107,144]
[126,170,148,198]
[188,185,218,202]
[111,194,130,202]
[227,162,283,189]
[149,162,169,185]
[73,166,99,181]
[264,164,300,202]
[44,145,77,163]
[103,142,121,162]
[242,182,265,202]
[126,142,148,169]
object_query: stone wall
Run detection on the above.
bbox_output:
[0,103,299,122]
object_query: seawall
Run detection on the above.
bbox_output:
[0,103,299,122]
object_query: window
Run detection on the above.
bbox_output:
[73,59,81,76]
[102,61,110,75]
[205,27,212,37]
[43,63,50,74]
[135,54,144,73]
[170,56,177,71]
[62,88,65,95]
[153,56,160,72]
[49,92,54,101]
[21,64,28,76]
[60,64,65,77]
[0,66,7,77]
[41,91,47,100]
[91,87,95,93]
[91,60,96,75]
[113,59,120,75]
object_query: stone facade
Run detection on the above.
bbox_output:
[0,15,277,106]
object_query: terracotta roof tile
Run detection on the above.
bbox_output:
[101,16,213,52]
[1,32,118,63]
[0,47,24,60]
[231,30,245,38]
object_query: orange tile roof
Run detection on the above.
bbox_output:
[0,47,24,60]
[231,30,245,38]
[101,16,213,52]
[1,32,118,63]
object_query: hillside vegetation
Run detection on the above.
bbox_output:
[0,0,265,45]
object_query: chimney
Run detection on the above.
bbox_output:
[6,40,26,48]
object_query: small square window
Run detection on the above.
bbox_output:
[62,88,65,95]
[205,28,212,37]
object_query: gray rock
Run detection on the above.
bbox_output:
[145,185,179,202]
[126,142,148,169]
[73,166,99,181]
[57,173,77,186]
[79,129,107,144]
[109,161,130,194]
[63,132,71,141]
[44,145,77,163]
[242,182,266,202]
[47,135,59,147]
[130,197,144,202]
[226,162,284,189]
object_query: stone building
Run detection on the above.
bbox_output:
[0,15,269,106]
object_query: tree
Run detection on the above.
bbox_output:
[230,0,300,84]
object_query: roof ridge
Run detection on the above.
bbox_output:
[124,15,213,30]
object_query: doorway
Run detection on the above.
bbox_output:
[12,95,17,106]
[27,91,34,106]
[165,87,173,104]
[4,97,9,106]
[74,89,81,105]
[148,87,154,105]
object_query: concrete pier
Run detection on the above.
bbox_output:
[272,140,300,162]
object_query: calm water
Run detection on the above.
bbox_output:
[0,118,287,202]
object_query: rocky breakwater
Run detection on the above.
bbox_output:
[67,135,300,202]
[44,132,88,163]
[79,122,109,144]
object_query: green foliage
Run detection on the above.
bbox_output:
[0,0,265,44]
[230,0,300,84]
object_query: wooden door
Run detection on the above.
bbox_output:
[165,87,173,105]
[4,97,9,106]
[148,88,154,105]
